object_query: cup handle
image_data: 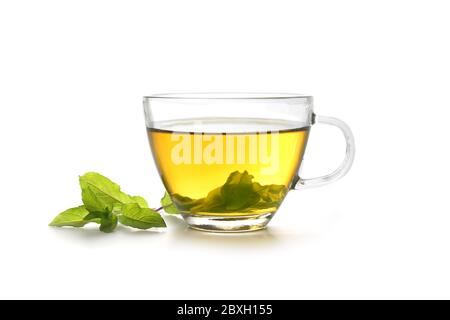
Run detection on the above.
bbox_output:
[294,114,355,189]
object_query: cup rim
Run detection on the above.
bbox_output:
[143,92,313,100]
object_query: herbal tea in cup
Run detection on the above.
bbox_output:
[144,93,354,232]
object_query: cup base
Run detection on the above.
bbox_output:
[182,212,275,233]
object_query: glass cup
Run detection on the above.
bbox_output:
[143,93,355,232]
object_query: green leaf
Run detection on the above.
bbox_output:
[79,172,148,212]
[160,192,180,214]
[49,205,99,227]
[172,193,204,212]
[240,201,281,212]
[191,171,260,212]
[191,187,222,212]
[220,171,260,211]
[99,213,118,233]
[83,211,109,221]
[85,211,119,233]
[131,196,148,208]
[252,182,287,202]
[161,192,205,213]
[173,171,287,213]
[118,203,166,229]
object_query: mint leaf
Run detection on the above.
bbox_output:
[252,183,287,202]
[49,205,99,227]
[191,187,222,212]
[241,201,281,212]
[220,171,260,211]
[79,172,148,212]
[190,171,260,212]
[118,203,166,229]
[99,213,118,233]
[83,211,109,221]
[82,210,118,233]
[49,172,161,233]
[130,196,148,208]
[160,192,180,214]
[161,192,205,213]
[170,171,287,213]
[172,194,204,212]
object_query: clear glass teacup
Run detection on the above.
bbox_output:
[144,93,355,232]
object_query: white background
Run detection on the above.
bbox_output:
[1,0,449,299]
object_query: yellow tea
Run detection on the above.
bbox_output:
[148,119,309,217]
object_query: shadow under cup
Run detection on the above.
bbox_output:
[143,93,355,233]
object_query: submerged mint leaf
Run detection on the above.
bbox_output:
[190,171,260,212]
[162,192,205,213]
[49,205,99,227]
[191,187,222,212]
[118,203,166,229]
[79,172,148,212]
[252,182,287,202]
[170,171,287,214]
[220,171,260,211]
[172,193,205,212]
[241,201,281,211]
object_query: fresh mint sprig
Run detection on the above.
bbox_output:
[49,172,166,233]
